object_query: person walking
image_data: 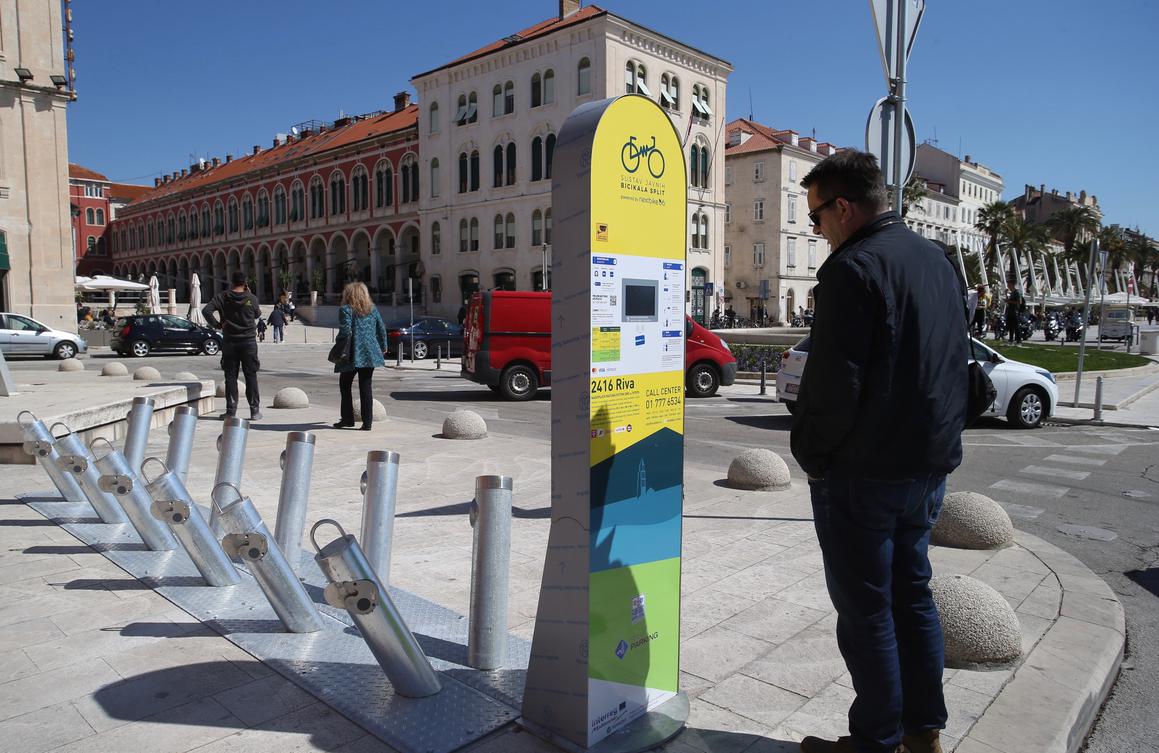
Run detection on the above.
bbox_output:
[972,284,989,337]
[1005,285,1024,343]
[203,271,263,420]
[333,282,387,431]
[792,151,967,753]
[268,299,287,344]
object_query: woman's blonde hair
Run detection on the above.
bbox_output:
[341,282,373,317]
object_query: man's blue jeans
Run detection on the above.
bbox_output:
[809,473,949,752]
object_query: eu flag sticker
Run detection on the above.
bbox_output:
[634,335,645,346]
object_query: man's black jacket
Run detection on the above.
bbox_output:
[790,212,968,479]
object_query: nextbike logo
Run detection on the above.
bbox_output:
[621,135,665,178]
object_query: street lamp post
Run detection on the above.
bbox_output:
[541,242,551,291]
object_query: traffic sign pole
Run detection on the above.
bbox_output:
[891,0,907,214]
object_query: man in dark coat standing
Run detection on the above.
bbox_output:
[204,271,263,420]
[792,151,967,753]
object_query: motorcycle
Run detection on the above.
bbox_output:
[1015,314,1034,342]
[1043,313,1061,342]
[1065,313,1084,343]
[989,313,1007,341]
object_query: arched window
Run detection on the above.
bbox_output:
[289,183,304,221]
[493,145,504,188]
[459,152,469,193]
[459,219,469,252]
[504,81,514,114]
[690,145,700,187]
[308,179,324,219]
[431,222,441,255]
[493,84,504,117]
[257,190,270,225]
[95,208,105,225]
[699,212,709,249]
[147,222,155,247]
[243,196,254,229]
[87,236,96,252]
[531,72,542,108]
[202,205,211,235]
[625,61,650,95]
[375,164,393,208]
[456,94,468,126]
[577,57,591,96]
[467,92,478,123]
[699,145,710,188]
[506,142,516,185]
[661,73,679,110]
[329,174,346,215]
[531,136,543,182]
[189,210,198,239]
[430,158,440,198]
[351,168,368,212]
[166,216,175,243]
[431,275,442,303]
[543,69,555,105]
[429,102,440,134]
[178,213,187,240]
[469,217,479,251]
[494,213,504,249]
[229,199,240,232]
[469,150,479,192]
[692,84,712,120]
[214,202,224,234]
[545,133,556,179]
[85,208,94,224]
[505,213,516,249]
[274,187,287,224]
[532,209,544,246]
[545,207,552,244]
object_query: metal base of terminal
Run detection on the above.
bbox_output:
[518,692,689,753]
[21,491,530,753]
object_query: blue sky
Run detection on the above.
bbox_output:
[69,0,1157,235]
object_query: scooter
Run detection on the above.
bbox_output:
[1065,313,1084,343]
[989,313,1007,341]
[1043,313,1061,342]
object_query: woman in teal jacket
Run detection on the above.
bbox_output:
[334,282,387,430]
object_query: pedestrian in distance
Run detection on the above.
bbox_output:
[1005,285,1024,343]
[268,300,287,344]
[203,270,263,421]
[791,150,967,753]
[333,281,387,431]
[256,317,267,343]
[973,284,988,337]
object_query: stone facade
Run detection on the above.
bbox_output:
[723,119,837,323]
[0,0,74,330]
[411,4,731,320]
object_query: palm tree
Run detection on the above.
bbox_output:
[1046,205,1101,294]
[975,200,1014,284]
[1125,229,1157,297]
[892,175,928,218]
[1098,225,1128,293]
[1004,217,1051,296]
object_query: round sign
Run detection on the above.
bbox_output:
[865,96,916,188]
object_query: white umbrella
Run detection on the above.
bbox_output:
[77,275,149,292]
[187,273,207,325]
[148,276,160,314]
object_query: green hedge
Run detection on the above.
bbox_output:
[730,343,786,372]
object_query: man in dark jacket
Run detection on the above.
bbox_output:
[203,271,262,420]
[792,152,967,753]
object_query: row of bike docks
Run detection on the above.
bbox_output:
[17,399,517,704]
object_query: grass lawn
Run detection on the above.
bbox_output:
[988,341,1153,373]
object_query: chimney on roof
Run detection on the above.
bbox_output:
[1079,190,1087,203]
[252,145,261,155]
[393,91,411,111]
[180,168,187,177]
[1092,195,1098,205]
[1039,183,1045,196]
[225,154,233,163]
[964,154,972,164]
[1065,191,1074,201]
[560,0,581,19]
[154,178,161,187]
[212,157,220,168]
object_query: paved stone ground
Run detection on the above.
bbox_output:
[0,398,1121,753]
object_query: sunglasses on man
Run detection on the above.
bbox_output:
[808,197,842,227]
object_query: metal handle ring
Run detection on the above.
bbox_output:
[50,421,72,437]
[16,410,37,429]
[309,518,348,555]
[280,449,287,471]
[210,481,244,516]
[140,457,169,485]
[88,436,116,459]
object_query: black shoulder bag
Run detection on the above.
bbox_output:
[327,307,355,366]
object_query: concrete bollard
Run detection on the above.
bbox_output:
[213,483,324,633]
[360,450,400,586]
[467,475,513,670]
[312,520,442,697]
[53,427,130,524]
[92,438,178,552]
[122,396,156,474]
[1094,376,1104,421]
[142,458,240,587]
[209,416,249,535]
[165,406,198,485]
[18,412,87,504]
[273,432,316,574]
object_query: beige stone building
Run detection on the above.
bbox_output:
[722,118,838,323]
[412,1,732,321]
[0,0,74,328]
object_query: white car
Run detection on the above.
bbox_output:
[776,335,1058,429]
[0,313,88,359]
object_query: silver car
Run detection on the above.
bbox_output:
[0,313,88,359]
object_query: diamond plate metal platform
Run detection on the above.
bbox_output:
[21,492,530,753]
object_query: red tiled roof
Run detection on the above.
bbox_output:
[725,119,842,157]
[69,163,109,182]
[414,5,607,78]
[123,105,418,209]
[109,183,152,202]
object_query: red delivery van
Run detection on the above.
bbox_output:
[461,291,737,401]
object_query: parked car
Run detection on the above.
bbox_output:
[776,335,1057,429]
[460,290,737,400]
[0,313,88,359]
[384,316,463,359]
[110,315,222,357]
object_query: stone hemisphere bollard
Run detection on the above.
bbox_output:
[216,382,246,398]
[272,387,310,409]
[133,366,162,381]
[930,573,1023,669]
[932,491,1015,550]
[101,362,129,377]
[172,372,198,381]
[354,399,388,423]
[58,359,85,372]
[725,448,791,491]
[442,410,487,439]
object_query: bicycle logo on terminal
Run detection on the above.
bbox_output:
[621,135,665,179]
